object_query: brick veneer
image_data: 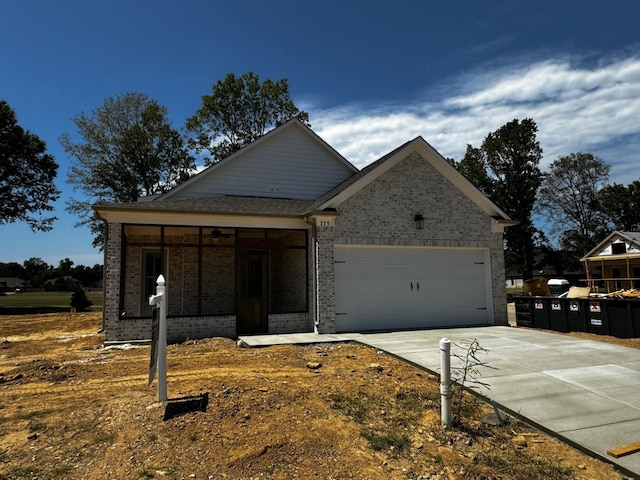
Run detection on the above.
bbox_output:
[314,151,508,331]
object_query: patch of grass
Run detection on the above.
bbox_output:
[28,421,47,433]
[50,463,74,477]
[93,429,117,445]
[361,429,411,453]
[328,392,369,422]
[395,388,438,410]
[0,290,102,312]
[18,409,51,421]
[139,467,155,478]
[3,465,43,478]
[476,451,510,470]
[529,456,574,478]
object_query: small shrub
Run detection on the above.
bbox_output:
[451,339,496,426]
[70,288,93,312]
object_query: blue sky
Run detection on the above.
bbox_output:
[2,0,639,266]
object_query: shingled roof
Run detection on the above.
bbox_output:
[96,195,316,217]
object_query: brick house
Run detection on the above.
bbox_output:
[95,119,515,343]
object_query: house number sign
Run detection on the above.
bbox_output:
[318,219,335,227]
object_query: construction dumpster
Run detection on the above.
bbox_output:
[584,298,610,336]
[632,300,640,338]
[531,297,550,330]
[606,299,635,338]
[548,298,569,332]
[566,299,587,332]
[514,297,533,327]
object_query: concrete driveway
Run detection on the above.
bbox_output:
[239,326,640,478]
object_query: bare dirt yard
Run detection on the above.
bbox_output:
[1,312,638,479]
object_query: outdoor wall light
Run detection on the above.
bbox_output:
[414,214,425,230]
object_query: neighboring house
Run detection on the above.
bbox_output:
[0,277,29,292]
[581,231,640,293]
[94,119,516,343]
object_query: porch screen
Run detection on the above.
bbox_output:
[268,230,307,313]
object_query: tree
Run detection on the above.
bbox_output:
[536,152,610,254]
[0,262,26,279]
[57,258,74,277]
[61,93,195,248]
[482,119,543,279]
[455,145,495,197]
[186,72,310,165]
[22,257,53,287]
[599,180,640,231]
[0,100,60,231]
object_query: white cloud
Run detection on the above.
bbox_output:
[312,54,640,185]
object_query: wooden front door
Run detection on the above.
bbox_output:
[236,252,268,334]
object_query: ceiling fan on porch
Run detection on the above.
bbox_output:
[209,228,234,241]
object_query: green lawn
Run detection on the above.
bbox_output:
[0,290,103,314]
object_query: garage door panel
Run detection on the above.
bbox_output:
[335,246,489,332]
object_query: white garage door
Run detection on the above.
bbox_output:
[334,246,491,332]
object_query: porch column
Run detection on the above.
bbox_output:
[315,224,336,334]
[103,222,123,342]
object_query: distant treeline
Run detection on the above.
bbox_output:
[0,258,102,290]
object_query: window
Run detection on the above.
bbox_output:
[612,242,627,255]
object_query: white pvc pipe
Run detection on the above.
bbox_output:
[440,337,452,428]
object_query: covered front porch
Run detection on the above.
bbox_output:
[105,223,313,342]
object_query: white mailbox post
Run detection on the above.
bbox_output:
[149,275,167,402]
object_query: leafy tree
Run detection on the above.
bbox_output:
[22,257,53,287]
[71,264,103,288]
[0,100,60,231]
[61,92,195,248]
[536,152,610,254]
[186,72,310,165]
[455,145,495,197]
[599,180,640,231]
[0,262,26,279]
[473,119,543,279]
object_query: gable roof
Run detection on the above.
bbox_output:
[308,136,513,221]
[581,231,640,261]
[158,118,358,202]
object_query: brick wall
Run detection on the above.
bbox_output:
[315,151,508,331]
